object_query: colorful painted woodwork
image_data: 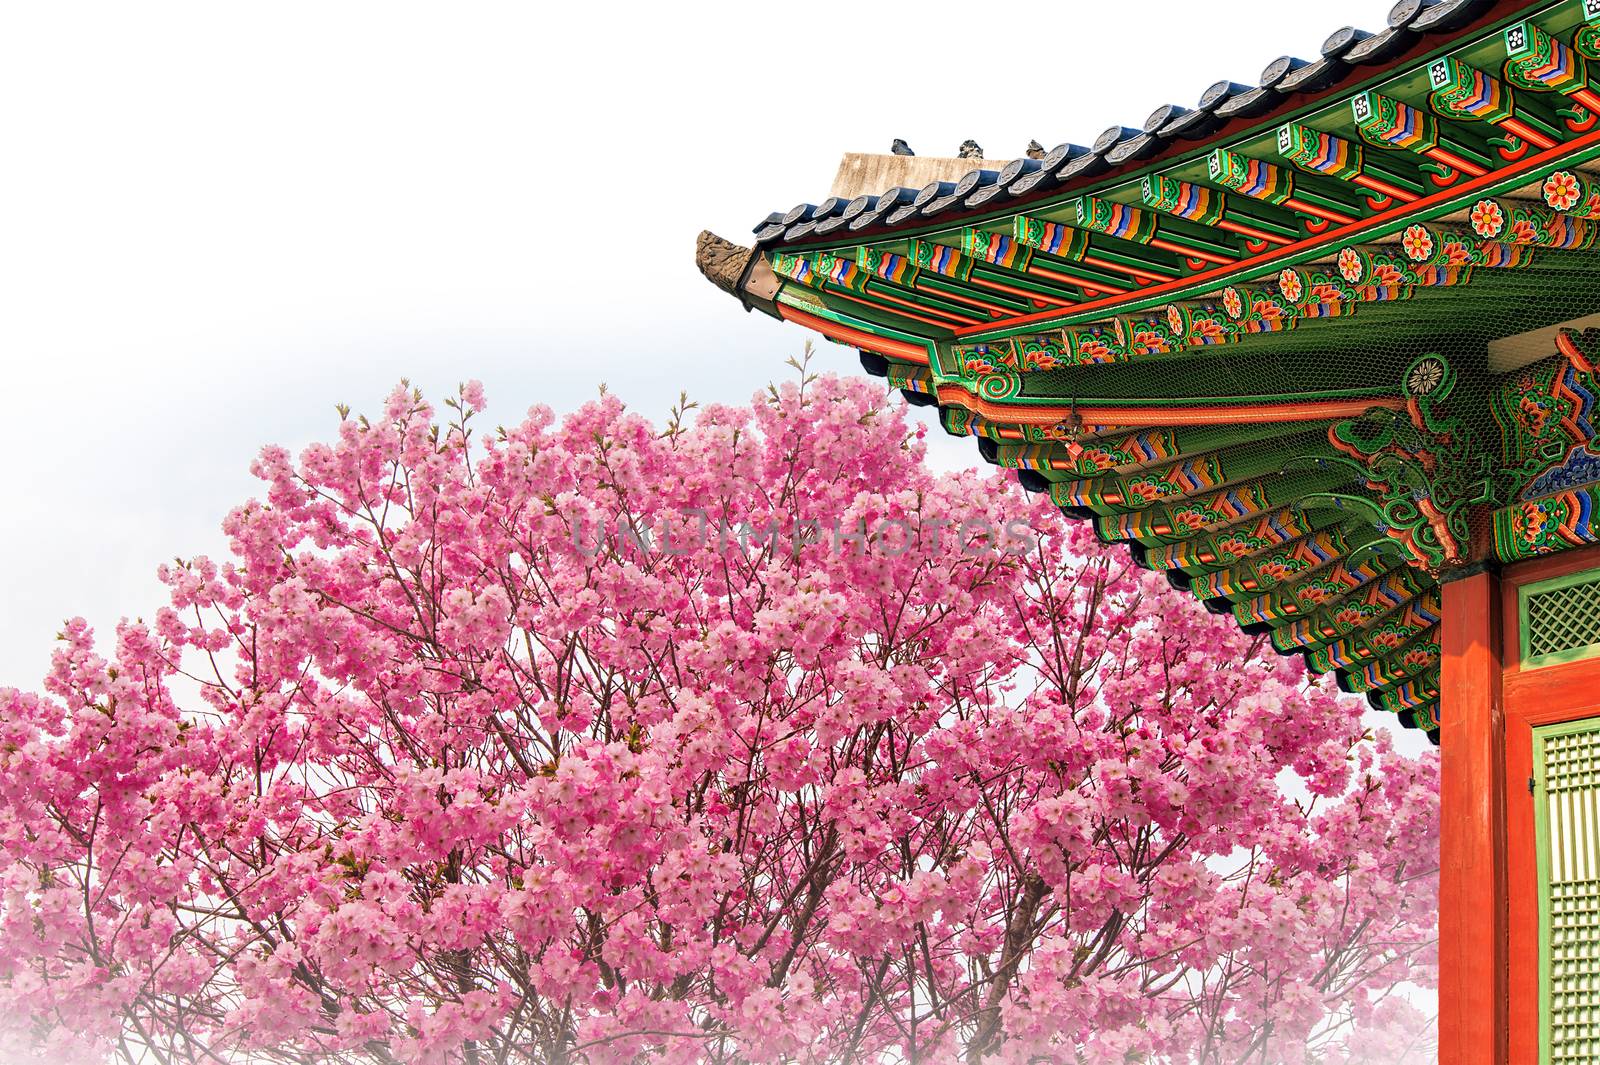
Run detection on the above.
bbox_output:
[698,0,1600,738]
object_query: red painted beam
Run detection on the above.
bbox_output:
[956,121,1600,338]
[1438,569,1507,1065]
[776,306,930,366]
[932,387,1405,428]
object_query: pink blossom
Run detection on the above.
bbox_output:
[0,371,1436,1064]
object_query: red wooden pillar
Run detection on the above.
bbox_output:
[1438,567,1507,1065]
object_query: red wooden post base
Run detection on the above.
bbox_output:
[1439,568,1508,1065]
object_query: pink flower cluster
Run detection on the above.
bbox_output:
[0,372,1437,1063]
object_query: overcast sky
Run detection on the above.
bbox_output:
[0,0,1425,750]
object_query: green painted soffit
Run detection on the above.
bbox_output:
[926,250,1600,405]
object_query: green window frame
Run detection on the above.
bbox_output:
[1519,570,1600,671]
[1534,717,1600,1063]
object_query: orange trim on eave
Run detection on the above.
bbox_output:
[777,306,931,365]
[933,385,1405,428]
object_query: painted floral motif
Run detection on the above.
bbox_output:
[1298,580,1342,606]
[1018,341,1063,372]
[1333,603,1380,630]
[1131,330,1168,355]
[1469,199,1505,238]
[1515,389,1557,438]
[1071,445,1128,471]
[1511,217,1540,244]
[1545,170,1583,212]
[1337,248,1364,283]
[1167,304,1185,336]
[1222,287,1244,320]
[1277,268,1303,303]
[1402,645,1440,671]
[1513,498,1567,554]
[1311,282,1344,302]
[1126,475,1180,504]
[1370,262,1406,287]
[1367,624,1412,651]
[1440,240,1474,266]
[1074,338,1113,364]
[1254,299,1285,321]
[1173,503,1223,533]
[1256,555,1309,584]
[1406,357,1446,398]
[1400,225,1434,262]
[1192,318,1226,341]
[1214,531,1272,563]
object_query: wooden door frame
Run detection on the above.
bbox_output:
[1501,544,1600,1064]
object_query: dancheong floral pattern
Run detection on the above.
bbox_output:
[1370,261,1407,287]
[1545,170,1583,212]
[1401,645,1440,672]
[1470,199,1505,238]
[1338,247,1364,283]
[1214,530,1274,563]
[1401,225,1434,262]
[745,77,1600,746]
[1333,603,1382,630]
[1131,330,1168,355]
[1222,287,1244,320]
[1439,239,1474,267]
[1082,339,1116,363]
[1406,357,1447,398]
[1512,497,1566,554]
[1256,555,1311,585]
[1020,345,1063,372]
[1299,578,1347,606]
[1126,475,1182,504]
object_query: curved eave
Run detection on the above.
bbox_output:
[696,0,1600,743]
[757,0,1522,255]
[857,347,1448,740]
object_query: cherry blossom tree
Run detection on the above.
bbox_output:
[0,364,1437,1064]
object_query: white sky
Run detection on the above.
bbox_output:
[0,0,1427,752]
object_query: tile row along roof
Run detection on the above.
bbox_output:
[697,0,1600,741]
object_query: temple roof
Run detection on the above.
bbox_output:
[748,0,1531,253]
[698,0,1600,741]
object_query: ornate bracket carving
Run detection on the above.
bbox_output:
[1323,354,1497,573]
[1493,327,1600,502]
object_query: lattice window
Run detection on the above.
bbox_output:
[1522,573,1600,670]
[1537,720,1600,1063]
